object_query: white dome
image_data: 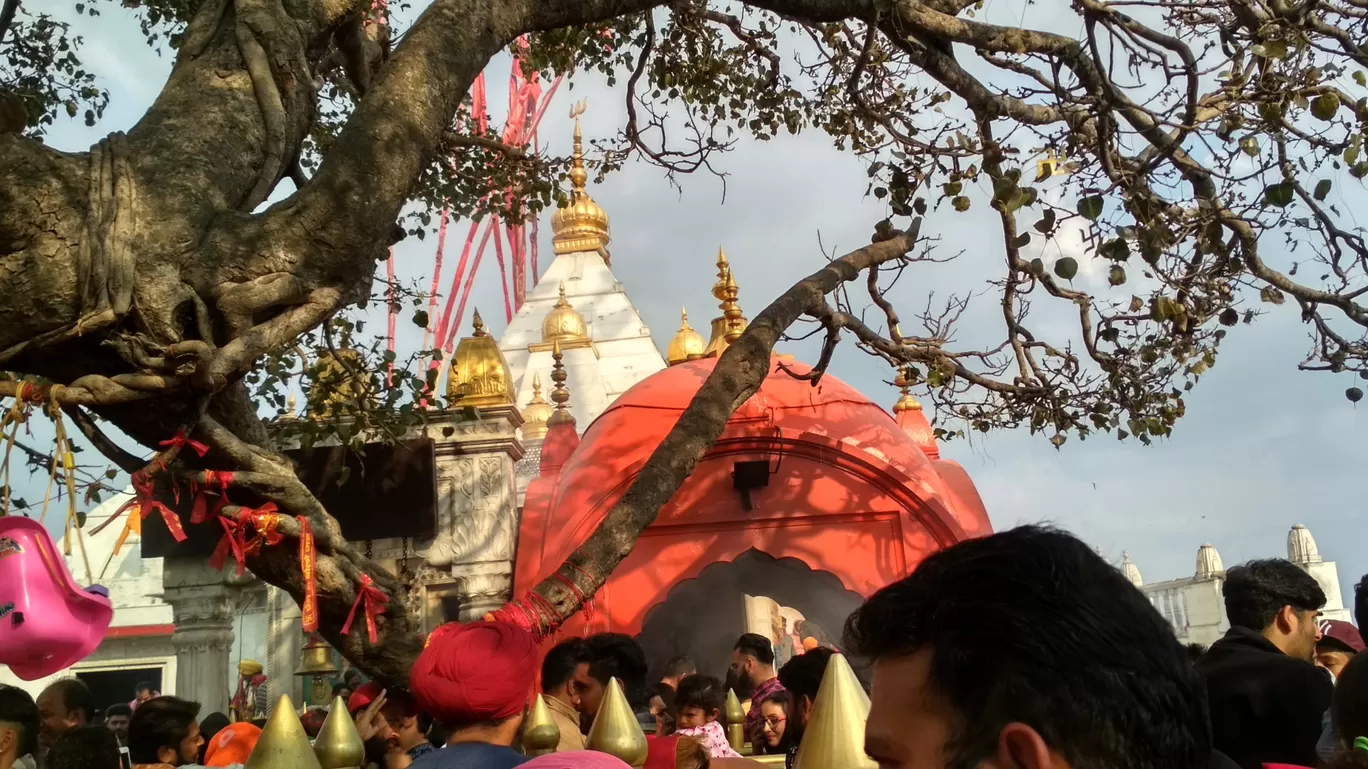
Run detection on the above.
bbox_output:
[1121,551,1143,587]
[1287,524,1321,565]
[1195,543,1224,579]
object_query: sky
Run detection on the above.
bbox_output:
[13,0,1366,607]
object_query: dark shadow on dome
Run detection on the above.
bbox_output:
[635,548,866,691]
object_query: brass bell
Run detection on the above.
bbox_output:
[296,640,340,676]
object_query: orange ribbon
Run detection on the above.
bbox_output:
[125,470,185,542]
[341,574,388,644]
[299,517,318,633]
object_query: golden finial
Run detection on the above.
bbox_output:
[547,340,575,427]
[313,697,365,769]
[586,678,648,768]
[446,308,514,408]
[542,281,590,344]
[520,694,561,757]
[792,655,877,769]
[892,365,921,413]
[704,248,748,356]
[724,689,746,753]
[569,100,588,193]
[551,100,611,256]
[244,696,324,769]
[666,307,706,366]
[520,373,554,441]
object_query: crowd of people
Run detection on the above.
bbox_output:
[1,525,1366,769]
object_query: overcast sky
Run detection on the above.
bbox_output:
[18,1,1366,610]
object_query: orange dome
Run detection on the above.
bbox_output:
[513,355,992,633]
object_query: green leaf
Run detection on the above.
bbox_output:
[1108,265,1127,287]
[1013,233,1031,248]
[1034,209,1057,233]
[952,196,971,212]
[1054,257,1079,280]
[1356,71,1367,88]
[1263,182,1295,207]
[1314,180,1332,200]
[1078,195,1104,221]
[1239,136,1259,157]
[412,310,429,329]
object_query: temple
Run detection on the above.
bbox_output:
[2,109,992,708]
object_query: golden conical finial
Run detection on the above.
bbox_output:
[520,372,554,441]
[724,689,746,753]
[666,307,706,366]
[471,308,488,337]
[547,340,576,427]
[722,268,745,344]
[520,694,561,757]
[792,654,877,769]
[551,101,611,256]
[245,696,324,769]
[586,678,648,768]
[893,365,921,413]
[313,697,365,769]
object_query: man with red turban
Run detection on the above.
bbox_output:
[409,620,538,769]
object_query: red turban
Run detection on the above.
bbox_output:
[410,620,537,724]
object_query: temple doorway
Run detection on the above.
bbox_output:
[78,667,162,719]
[635,548,865,691]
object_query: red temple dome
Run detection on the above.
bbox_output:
[513,355,991,647]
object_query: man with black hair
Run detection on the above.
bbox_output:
[1196,558,1332,769]
[104,703,132,744]
[776,646,833,754]
[732,633,784,746]
[48,726,122,769]
[0,686,39,769]
[661,655,697,689]
[380,692,437,763]
[542,638,591,751]
[126,696,203,768]
[844,525,1209,769]
[574,633,649,728]
[35,679,93,752]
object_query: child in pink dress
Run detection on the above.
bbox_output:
[672,675,741,759]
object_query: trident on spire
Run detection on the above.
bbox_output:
[569,99,587,121]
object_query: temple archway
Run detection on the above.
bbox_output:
[635,548,864,689]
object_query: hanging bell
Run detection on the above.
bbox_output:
[295,640,340,676]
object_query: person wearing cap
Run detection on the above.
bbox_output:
[1314,619,1366,763]
[408,620,539,769]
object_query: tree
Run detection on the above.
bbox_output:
[2,0,1366,686]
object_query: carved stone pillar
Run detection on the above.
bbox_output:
[266,585,304,705]
[162,558,240,714]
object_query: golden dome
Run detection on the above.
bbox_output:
[550,101,611,256]
[446,310,514,408]
[542,282,590,344]
[666,308,706,366]
[703,247,748,358]
[521,373,555,441]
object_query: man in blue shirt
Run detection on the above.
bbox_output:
[409,620,541,769]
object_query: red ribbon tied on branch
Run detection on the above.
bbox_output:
[191,470,234,525]
[119,469,186,542]
[158,431,209,458]
[209,515,249,576]
[341,574,389,644]
[299,517,318,633]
